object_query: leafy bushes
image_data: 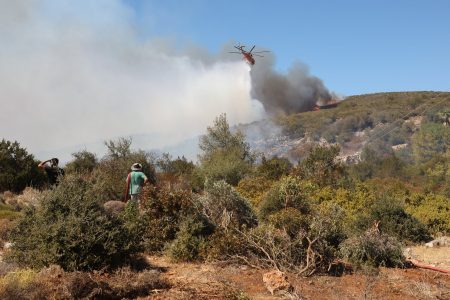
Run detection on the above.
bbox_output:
[268,207,308,238]
[406,193,450,235]
[65,150,98,174]
[235,204,346,275]
[0,139,46,193]
[295,145,345,187]
[87,137,157,202]
[7,174,142,271]
[166,215,212,262]
[198,114,254,186]
[355,197,431,243]
[198,180,257,230]
[340,230,405,268]
[236,176,274,207]
[412,123,450,162]
[257,156,292,180]
[259,176,313,220]
[139,186,196,252]
[204,229,247,261]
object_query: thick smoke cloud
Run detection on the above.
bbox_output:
[0,1,333,161]
[250,55,333,115]
[0,0,263,159]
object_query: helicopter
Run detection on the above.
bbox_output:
[229,44,270,65]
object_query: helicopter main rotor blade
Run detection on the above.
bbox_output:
[249,45,256,53]
[253,50,271,53]
[229,51,241,54]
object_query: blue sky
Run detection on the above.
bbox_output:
[125,0,450,96]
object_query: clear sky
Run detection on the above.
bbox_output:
[125,0,450,96]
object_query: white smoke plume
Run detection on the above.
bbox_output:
[0,0,264,160]
[0,1,334,161]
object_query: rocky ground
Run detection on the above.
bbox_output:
[143,249,450,300]
[0,239,448,299]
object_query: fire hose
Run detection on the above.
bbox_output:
[407,259,450,274]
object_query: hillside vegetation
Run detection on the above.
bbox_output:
[0,92,449,298]
[279,91,448,142]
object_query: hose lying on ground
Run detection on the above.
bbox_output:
[407,259,450,274]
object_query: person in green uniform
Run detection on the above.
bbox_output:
[125,163,148,207]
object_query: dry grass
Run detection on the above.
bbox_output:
[0,264,170,300]
[407,245,450,270]
[1,188,47,210]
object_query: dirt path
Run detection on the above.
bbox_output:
[145,256,278,299]
[406,246,450,271]
[144,255,450,300]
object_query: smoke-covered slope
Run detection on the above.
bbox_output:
[240,91,450,162]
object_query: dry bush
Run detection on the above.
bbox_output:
[166,215,212,262]
[14,187,46,209]
[139,186,197,252]
[340,230,405,268]
[229,203,346,275]
[0,191,14,204]
[197,180,257,231]
[0,268,38,300]
[205,229,248,261]
[2,188,47,211]
[0,265,170,300]
[0,261,18,277]
[0,218,17,247]
[233,224,305,273]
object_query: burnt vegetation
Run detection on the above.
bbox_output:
[0,92,449,297]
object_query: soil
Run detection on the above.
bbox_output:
[406,246,450,271]
[143,253,450,300]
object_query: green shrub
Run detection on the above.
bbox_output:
[412,123,450,163]
[205,229,247,261]
[340,231,405,268]
[198,180,257,230]
[309,203,347,261]
[7,174,142,271]
[198,114,254,186]
[257,156,292,180]
[139,186,196,252]
[166,215,212,262]
[90,137,156,202]
[268,207,308,238]
[355,197,431,243]
[295,145,345,187]
[259,176,314,220]
[65,150,98,174]
[0,139,47,193]
[157,153,195,177]
[406,193,450,235]
[236,176,273,208]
